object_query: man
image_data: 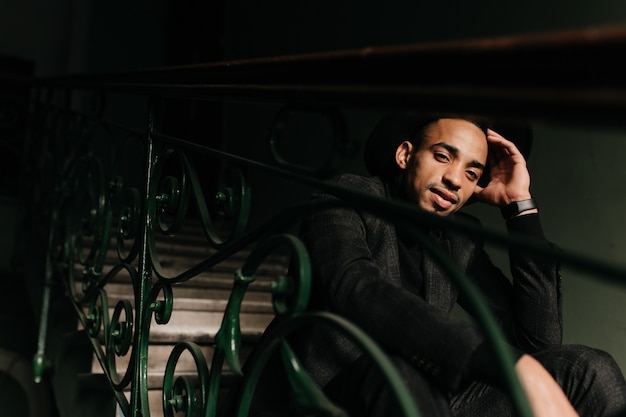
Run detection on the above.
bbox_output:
[291,113,626,416]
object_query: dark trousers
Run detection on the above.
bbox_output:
[323,344,626,417]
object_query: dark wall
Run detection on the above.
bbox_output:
[222,0,626,59]
[5,0,626,76]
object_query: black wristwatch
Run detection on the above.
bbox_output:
[501,198,537,220]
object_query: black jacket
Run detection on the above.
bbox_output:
[292,174,562,392]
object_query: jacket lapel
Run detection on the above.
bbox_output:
[422,227,473,312]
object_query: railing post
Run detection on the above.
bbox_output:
[31,85,71,385]
[128,96,160,417]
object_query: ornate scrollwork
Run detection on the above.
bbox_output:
[85,288,109,340]
[66,154,111,299]
[215,233,310,378]
[205,163,251,243]
[107,298,134,390]
[112,133,147,265]
[148,144,251,281]
[149,280,174,325]
[151,147,191,236]
[268,105,358,177]
[235,312,422,417]
[162,342,210,417]
[116,186,142,263]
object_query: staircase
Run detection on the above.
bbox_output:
[54,218,290,417]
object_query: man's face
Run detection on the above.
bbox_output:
[396,118,488,216]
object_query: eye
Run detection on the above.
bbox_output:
[434,152,450,162]
[466,170,480,181]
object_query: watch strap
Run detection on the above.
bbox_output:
[501,198,537,220]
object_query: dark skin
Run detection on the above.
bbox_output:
[395,118,488,215]
[474,128,538,212]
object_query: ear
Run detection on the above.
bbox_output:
[395,141,413,169]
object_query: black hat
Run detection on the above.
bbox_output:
[363,111,533,190]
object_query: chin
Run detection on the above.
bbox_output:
[437,206,459,216]
[430,208,449,216]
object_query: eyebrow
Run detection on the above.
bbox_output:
[431,142,485,170]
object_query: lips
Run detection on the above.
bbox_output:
[430,187,458,210]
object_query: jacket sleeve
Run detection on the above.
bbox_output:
[300,175,487,391]
[458,213,563,353]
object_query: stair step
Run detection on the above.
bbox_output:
[82,222,292,280]
[72,219,288,417]
[78,372,235,417]
[92,343,257,377]
[78,308,274,344]
[119,378,238,417]
[168,295,273,314]
[89,282,275,313]
[75,257,288,286]
[94,250,290,278]
[76,271,279,291]
[146,310,273,343]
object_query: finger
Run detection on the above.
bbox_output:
[487,130,523,158]
[487,128,506,140]
[487,129,518,149]
[472,186,491,204]
[487,139,510,165]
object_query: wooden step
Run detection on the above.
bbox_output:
[119,376,240,417]
[85,282,275,313]
[92,343,257,377]
[73,219,287,417]
[78,308,274,344]
[81,219,293,276]
[90,341,258,417]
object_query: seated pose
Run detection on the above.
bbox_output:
[290,112,626,417]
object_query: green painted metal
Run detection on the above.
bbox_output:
[163,341,210,417]
[233,312,422,417]
[268,104,357,177]
[280,340,348,417]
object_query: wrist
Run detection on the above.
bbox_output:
[503,192,532,206]
[501,198,537,220]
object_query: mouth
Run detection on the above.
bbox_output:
[430,187,458,210]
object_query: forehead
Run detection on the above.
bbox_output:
[422,118,488,161]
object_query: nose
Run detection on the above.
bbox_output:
[442,165,462,190]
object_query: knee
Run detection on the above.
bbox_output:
[565,344,623,383]
[549,345,626,416]
[539,344,626,391]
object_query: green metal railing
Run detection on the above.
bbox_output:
[25,25,626,417]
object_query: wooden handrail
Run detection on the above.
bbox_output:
[38,25,626,127]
